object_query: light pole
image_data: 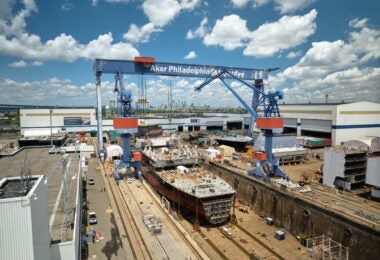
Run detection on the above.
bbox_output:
[50,109,53,146]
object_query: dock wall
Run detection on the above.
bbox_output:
[205,161,380,260]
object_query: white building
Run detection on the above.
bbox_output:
[20,108,99,135]
[0,176,51,260]
[20,101,380,146]
[279,101,380,145]
[0,156,83,260]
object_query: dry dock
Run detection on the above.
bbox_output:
[99,160,208,260]
[205,160,380,259]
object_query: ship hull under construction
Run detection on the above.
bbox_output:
[214,137,251,152]
[142,165,235,225]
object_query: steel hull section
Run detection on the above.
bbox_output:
[141,151,200,169]
[142,166,234,225]
[214,138,249,152]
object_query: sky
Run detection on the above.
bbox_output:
[0,0,379,108]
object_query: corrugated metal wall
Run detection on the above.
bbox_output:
[0,176,51,260]
[30,176,51,260]
[366,157,380,186]
[0,197,34,259]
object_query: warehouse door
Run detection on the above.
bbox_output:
[227,121,243,130]
[243,117,251,129]
[283,118,297,134]
[284,118,297,128]
[301,119,332,133]
[206,121,223,131]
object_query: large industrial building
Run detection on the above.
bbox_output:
[19,101,380,146]
[279,101,380,145]
[0,151,82,260]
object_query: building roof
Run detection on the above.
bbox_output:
[280,102,348,106]
[0,147,80,243]
[0,177,37,200]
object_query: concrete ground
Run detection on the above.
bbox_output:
[179,205,309,260]
[85,158,129,260]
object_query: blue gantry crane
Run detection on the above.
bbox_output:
[112,72,142,181]
[195,69,287,182]
[93,56,269,157]
[95,68,142,181]
[93,57,283,181]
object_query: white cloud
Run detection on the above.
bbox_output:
[349,18,368,29]
[61,3,73,11]
[0,0,16,20]
[31,60,43,66]
[106,0,130,3]
[231,0,315,14]
[231,0,251,8]
[0,1,140,62]
[0,32,140,61]
[203,14,251,50]
[280,67,380,103]
[143,0,181,27]
[286,50,302,59]
[8,59,44,67]
[91,0,98,6]
[123,23,162,44]
[142,0,200,27]
[0,77,122,106]
[81,33,140,60]
[23,0,38,12]
[273,0,315,14]
[180,0,200,9]
[186,17,208,39]
[202,10,316,56]
[243,9,317,57]
[279,25,380,81]
[9,60,27,67]
[184,51,197,59]
[0,8,34,36]
[271,21,380,104]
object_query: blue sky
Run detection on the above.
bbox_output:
[0,0,379,108]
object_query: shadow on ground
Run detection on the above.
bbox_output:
[100,213,122,260]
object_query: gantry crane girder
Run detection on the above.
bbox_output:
[94,58,270,80]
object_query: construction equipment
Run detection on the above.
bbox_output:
[195,69,287,182]
[112,72,142,179]
[93,57,268,157]
[93,57,274,179]
[95,69,142,179]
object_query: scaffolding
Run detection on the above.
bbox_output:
[306,235,349,260]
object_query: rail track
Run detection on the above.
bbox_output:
[197,223,285,260]
[102,160,206,259]
[93,139,292,260]
[117,167,285,260]
[104,165,153,259]
[122,175,207,259]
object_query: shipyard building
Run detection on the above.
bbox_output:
[20,101,380,146]
[279,101,380,146]
[0,150,83,260]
